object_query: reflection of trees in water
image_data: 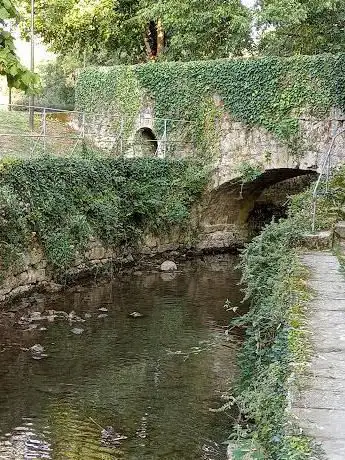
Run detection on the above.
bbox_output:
[0,258,242,459]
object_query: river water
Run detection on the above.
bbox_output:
[0,255,243,460]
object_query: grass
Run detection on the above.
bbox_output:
[0,109,84,158]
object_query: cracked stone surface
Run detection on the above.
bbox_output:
[293,252,345,459]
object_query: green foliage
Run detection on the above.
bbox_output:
[236,162,264,183]
[139,0,252,61]
[0,0,39,93]
[287,164,345,233]
[14,55,77,110]
[315,166,345,226]
[19,0,251,64]
[36,57,76,109]
[256,0,345,56]
[232,214,317,458]
[76,54,345,153]
[0,156,207,274]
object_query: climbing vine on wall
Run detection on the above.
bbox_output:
[76,53,345,156]
[0,156,208,276]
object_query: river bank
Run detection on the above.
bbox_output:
[227,166,345,459]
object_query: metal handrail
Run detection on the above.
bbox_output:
[0,104,197,157]
[0,103,195,124]
[311,128,345,232]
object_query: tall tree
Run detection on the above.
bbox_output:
[1,0,38,93]
[256,0,345,56]
[19,0,252,64]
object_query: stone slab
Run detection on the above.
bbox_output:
[294,389,345,410]
[296,252,345,459]
[304,376,345,392]
[292,407,345,439]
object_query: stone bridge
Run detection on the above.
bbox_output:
[96,106,345,249]
[81,105,345,249]
[76,57,345,250]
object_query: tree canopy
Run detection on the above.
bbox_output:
[0,0,38,92]
[256,0,345,56]
[18,0,345,68]
[20,0,252,64]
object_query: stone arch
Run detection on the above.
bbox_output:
[200,168,317,246]
[134,127,158,156]
[247,173,316,236]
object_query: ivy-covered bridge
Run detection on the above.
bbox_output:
[75,54,345,245]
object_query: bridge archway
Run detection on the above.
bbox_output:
[201,168,317,245]
[134,127,158,156]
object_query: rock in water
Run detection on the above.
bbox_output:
[30,344,44,354]
[71,327,84,335]
[101,426,128,447]
[30,344,47,360]
[129,311,143,318]
[160,260,177,272]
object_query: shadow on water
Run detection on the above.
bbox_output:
[0,254,245,460]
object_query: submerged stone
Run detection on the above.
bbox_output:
[129,311,143,318]
[71,327,84,335]
[30,344,47,360]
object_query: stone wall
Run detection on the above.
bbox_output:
[0,239,117,303]
[213,108,345,188]
[79,101,345,191]
[0,220,248,305]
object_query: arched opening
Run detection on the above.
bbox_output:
[201,168,318,244]
[134,127,158,157]
[246,173,316,236]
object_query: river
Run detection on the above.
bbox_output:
[0,255,243,460]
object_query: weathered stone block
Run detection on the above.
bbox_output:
[301,231,332,250]
[30,247,44,266]
[335,221,345,240]
[18,271,29,286]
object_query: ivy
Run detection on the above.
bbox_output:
[229,166,345,458]
[76,54,345,155]
[0,156,208,276]
[232,216,316,459]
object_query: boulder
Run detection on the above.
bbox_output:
[160,260,177,272]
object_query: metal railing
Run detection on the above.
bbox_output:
[311,128,345,232]
[0,104,197,158]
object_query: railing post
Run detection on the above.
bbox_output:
[43,108,47,154]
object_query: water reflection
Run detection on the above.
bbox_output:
[0,255,243,460]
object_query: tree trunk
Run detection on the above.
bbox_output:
[143,19,165,61]
[8,86,12,111]
[156,18,165,57]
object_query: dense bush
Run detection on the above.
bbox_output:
[0,156,207,274]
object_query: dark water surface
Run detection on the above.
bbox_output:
[0,255,243,460]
